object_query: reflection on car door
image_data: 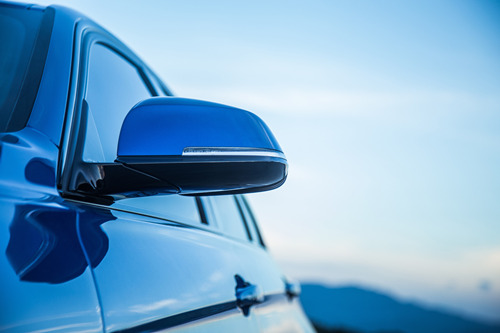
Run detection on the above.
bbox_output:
[77,201,260,332]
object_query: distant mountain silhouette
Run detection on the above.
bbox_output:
[300,283,500,333]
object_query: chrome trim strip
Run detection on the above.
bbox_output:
[112,301,238,333]
[182,147,285,159]
[111,293,287,333]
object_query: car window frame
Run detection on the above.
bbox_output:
[57,24,209,229]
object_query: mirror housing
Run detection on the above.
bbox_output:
[115,97,287,195]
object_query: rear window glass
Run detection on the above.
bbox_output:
[202,196,250,242]
[0,5,53,132]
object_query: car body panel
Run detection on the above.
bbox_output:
[0,129,103,332]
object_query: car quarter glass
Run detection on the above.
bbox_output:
[83,43,153,163]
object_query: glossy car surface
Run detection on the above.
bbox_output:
[0,2,313,332]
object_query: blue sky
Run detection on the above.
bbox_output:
[36,0,500,323]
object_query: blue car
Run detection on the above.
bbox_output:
[0,2,314,332]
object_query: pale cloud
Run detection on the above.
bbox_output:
[180,86,500,119]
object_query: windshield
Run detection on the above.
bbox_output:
[0,4,54,132]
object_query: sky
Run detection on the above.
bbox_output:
[33,0,500,323]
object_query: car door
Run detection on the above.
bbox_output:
[63,28,261,332]
[201,195,314,332]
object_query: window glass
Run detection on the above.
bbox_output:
[112,194,201,225]
[83,43,151,162]
[203,196,250,241]
[0,6,47,132]
[82,100,106,162]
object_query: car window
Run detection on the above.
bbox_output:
[83,43,152,163]
[111,195,202,225]
[0,5,52,133]
[202,195,251,241]
[81,42,203,226]
[237,195,266,247]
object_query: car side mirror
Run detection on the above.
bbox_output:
[115,97,287,196]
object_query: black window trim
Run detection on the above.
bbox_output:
[234,196,253,242]
[195,197,208,225]
[238,195,266,248]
